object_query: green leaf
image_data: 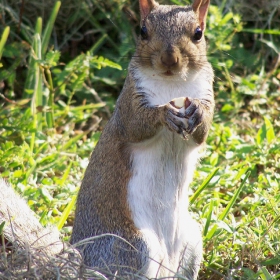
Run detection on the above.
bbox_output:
[221,103,234,112]
[13,169,23,178]
[264,117,276,144]
[257,124,266,145]
[45,50,61,67]
[58,162,72,187]
[257,117,276,145]
[220,12,233,26]
[261,257,280,266]
[39,210,48,224]
[91,56,122,70]
[40,187,53,203]
[215,220,233,233]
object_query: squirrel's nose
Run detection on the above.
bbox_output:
[161,51,179,68]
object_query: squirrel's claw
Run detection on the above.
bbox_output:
[163,102,188,139]
[184,98,204,135]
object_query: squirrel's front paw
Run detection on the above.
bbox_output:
[183,97,204,135]
[165,97,207,137]
[162,97,208,139]
[162,101,188,139]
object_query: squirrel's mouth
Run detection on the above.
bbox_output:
[163,70,174,76]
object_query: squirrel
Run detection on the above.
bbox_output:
[70,0,214,279]
[0,0,214,278]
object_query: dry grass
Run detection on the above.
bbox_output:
[0,240,84,280]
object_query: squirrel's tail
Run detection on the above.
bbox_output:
[0,179,62,255]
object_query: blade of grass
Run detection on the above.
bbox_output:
[62,132,86,150]
[57,194,77,230]
[218,168,251,221]
[89,33,108,55]
[39,210,48,224]
[28,18,43,152]
[35,16,42,35]
[259,267,274,280]
[25,162,37,183]
[0,221,5,235]
[68,103,105,111]
[0,26,10,60]
[41,1,61,55]
[205,168,251,240]
[31,33,43,131]
[24,18,42,98]
[190,167,219,205]
[46,68,54,128]
[58,162,72,187]
[41,1,60,129]
[203,199,214,237]
[0,221,7,267]
[243,28,280,35]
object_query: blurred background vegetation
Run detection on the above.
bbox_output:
[0,0,279,279]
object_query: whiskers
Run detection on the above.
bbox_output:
[186,50,238,84]
[207,50,239,84]
[131,41,159,61]
[125,45,233,85]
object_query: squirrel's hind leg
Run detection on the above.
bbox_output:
[178,217,203,280]
[79,234,150,278]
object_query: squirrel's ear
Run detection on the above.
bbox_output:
[139,0,158,22]
[192,0,210,31]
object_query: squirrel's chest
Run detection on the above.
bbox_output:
[136,71,211,105]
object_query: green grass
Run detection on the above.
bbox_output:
[0,0,280,278]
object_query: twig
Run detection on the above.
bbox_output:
[83,83,111,119]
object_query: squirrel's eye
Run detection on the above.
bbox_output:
[193,27,203,41]
[140,26,148,40]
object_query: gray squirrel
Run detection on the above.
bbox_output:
[70,0,214,279]
[0,0,214,278]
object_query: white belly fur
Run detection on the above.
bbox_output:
[127,71,207,277]
[128,132,201,277]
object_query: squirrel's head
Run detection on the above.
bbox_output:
[133,0,211,81]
